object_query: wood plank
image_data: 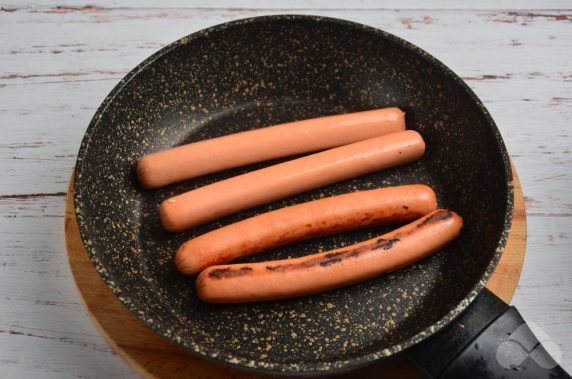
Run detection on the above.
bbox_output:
[3,0,571,11]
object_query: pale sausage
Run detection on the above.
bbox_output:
[160,130,425,232]
[138,108,405,188]
[196,209,463,303]
[176,184,437,275]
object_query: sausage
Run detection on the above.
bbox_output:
[137,108,405,189]
[196,209,463,303]
[176,184,437,275]
[160,130,425,232]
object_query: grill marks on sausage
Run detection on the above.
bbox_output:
[373,238,399,250]
[319,258,343,267]
[208,266,252,279]
[417,209,452,227]
[265,237,400,272]
[208,209,452,280]
[319,237,399,266]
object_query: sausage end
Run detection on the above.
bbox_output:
[391,107,406,122]
[159,200,185,233]
[416,184,438,210]
[407,130,426,157]
[195,269,225,303]
[195,270,209,300]
[175,244,200,276]
[449,210,464,231]
[137,155,161,189]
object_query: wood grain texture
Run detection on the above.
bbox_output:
[64,169,526,379]
[1,2,570,378]
[3,0,572,10]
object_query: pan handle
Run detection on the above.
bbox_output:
[406,288,571,379]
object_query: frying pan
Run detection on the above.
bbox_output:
[73,15,569,378]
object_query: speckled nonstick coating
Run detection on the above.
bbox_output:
[74,15,513,376]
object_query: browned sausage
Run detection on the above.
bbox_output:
[176,184,437,275]
[137,108,405,188]
[160,130,425,232]
[196,209,463,303]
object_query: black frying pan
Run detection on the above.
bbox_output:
[73,15,569,378]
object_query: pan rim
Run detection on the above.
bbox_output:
[73,14,514,374]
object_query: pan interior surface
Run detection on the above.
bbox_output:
[74,16,512,373]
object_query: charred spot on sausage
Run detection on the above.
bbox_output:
[373,238,399,250]
[319,258,343,267]
[324,251,343,259]
[259,236,404,274]
[209,266,252,279]
[208,267,231,279]
[417,209,452,228]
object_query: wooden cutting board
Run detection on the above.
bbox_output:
[65,166,526,379]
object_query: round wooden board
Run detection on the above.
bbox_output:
[65,166,526,379]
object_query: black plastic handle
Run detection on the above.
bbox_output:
[406,288,570,379]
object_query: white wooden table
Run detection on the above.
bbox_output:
[1,1,570,377]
